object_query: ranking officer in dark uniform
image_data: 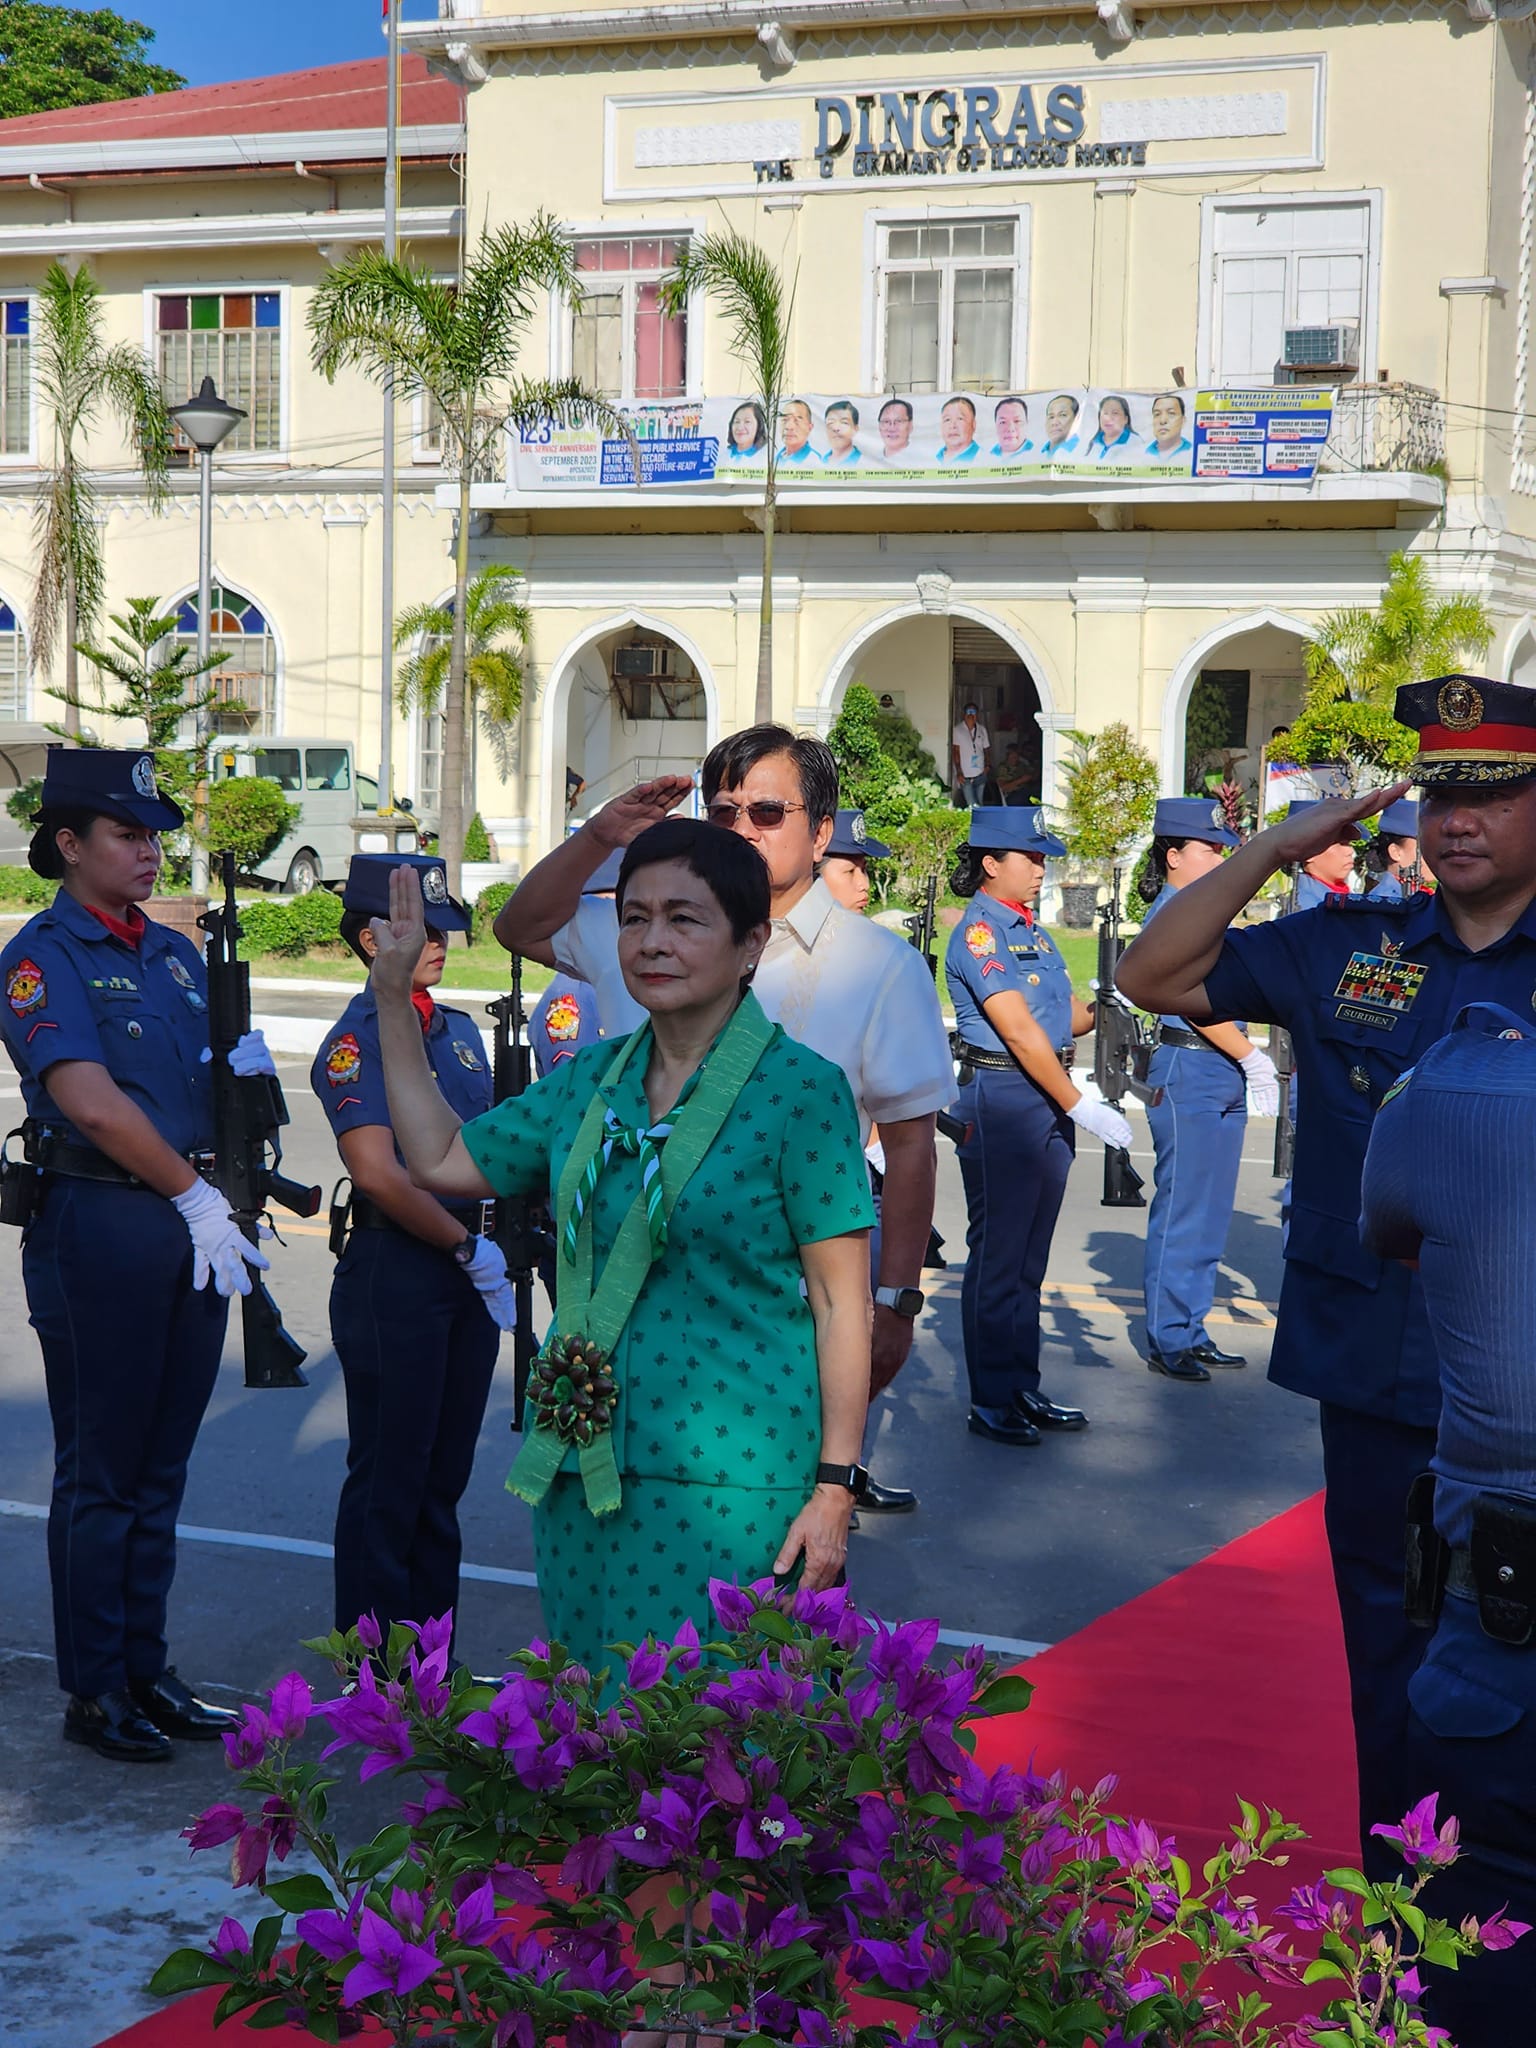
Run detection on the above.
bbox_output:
[313,855,515,1646]
[0,749,269,1760]
[1118,673,1536,1873]
[945,807,1132,1444]
[1362,1001,1536,2047]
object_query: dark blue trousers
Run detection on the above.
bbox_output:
[24,1179,228,1698]
[1404,1597,1536,2046]
[1318,1401,1438,1876]
[1143,1045,1246,1357]
[956,1066,1074,1408]
[330,1229,500,1640]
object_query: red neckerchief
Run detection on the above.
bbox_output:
[992,896,1035,925]
[411,989,436,1035]
[1323,879,1350,895]
[85,904,147,946]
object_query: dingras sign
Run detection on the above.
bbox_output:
[794,83,1145,182]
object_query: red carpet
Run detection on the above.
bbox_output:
[103,1493,1353,2046]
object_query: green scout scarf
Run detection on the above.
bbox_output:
[507,990,775,1519]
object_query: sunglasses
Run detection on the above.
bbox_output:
[706,799,807,831]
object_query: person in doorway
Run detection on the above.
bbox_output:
[1365,797,1434,901]
[945,807,1130,1443]
[1137,799,1278,1384]
[952,704,991,806]
[994,742,1035,805]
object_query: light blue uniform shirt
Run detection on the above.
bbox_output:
[945,893,1073,1054]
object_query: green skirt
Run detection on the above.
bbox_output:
[531,1471,808,1675]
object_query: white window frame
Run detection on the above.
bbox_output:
[0,589,31,717]
[0,291,36,466]
[142,280,292,462]
[862,204,1033,394]
[550,218,705,401]
[165,576,285,734]
[1196,189,1383,388]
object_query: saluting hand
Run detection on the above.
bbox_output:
[588,776,695,851]
[1265,781,1412,867]
[368,865,429,999]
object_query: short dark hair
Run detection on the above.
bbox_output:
[994,396,1028,417]
[701,724,840,833]
[1155,391,1187,419]
[29,806,109,880]
[878,397,913,423]
[943,395,977,422]
[826,399,859,426]
[616,818,770,942]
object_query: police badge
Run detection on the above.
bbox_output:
[421,866,449,906]
[1436,678,1485,732]
[131,755,157,798]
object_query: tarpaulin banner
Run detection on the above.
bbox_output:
[511,387,1335,490]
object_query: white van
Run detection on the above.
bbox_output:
[210,738,420,894]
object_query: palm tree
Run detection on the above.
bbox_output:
[309,216,625,889]
[394,567,531,802]
[1303,550,1492,709]
[31,259,173,734]
[658,233,793,725]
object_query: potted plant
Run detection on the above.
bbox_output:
[1056,723,1159,928]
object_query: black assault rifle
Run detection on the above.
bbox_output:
[199,852,322,1389]
[1090,865,1155,1208]
[485,957,541,1429]
[1271,864,1300,1180]
[903,872,939,981]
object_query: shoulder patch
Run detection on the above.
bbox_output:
[6,956,45,1016]
[964,922,997,960]
[454,1039,484,1071]
[323,1032,362,1087]
[1379,1068,1415,1109]
[544,990,583,1043]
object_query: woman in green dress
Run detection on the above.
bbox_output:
[367,818,874,1669]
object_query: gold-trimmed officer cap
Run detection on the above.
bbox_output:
[1393,673,1536,786]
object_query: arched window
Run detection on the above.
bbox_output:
[0,600,29,720]
[174,586,276,733]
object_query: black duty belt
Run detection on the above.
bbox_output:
[348,1188,498,1238]
[955,1040,1074,1074]
[24,1123,216,1189]
[1157,1026,1214,1052]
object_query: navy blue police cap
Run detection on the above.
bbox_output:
[36,745,184,831]
[967,805,1067,858]
[342,852,471,933]
[824,808,891,861]
[582,848,624,894]
[1395,674,1536,787]
[1453,1002,1533,1040]
[1153,797,1240,847]
[1375,797,1419,840]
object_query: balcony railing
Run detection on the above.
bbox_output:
[1318,381,1445,478]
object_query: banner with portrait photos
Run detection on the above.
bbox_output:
[511,387,1335,489]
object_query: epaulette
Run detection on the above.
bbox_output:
[1324,893,1411,913]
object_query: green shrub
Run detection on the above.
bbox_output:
[206,776,299,872]
[236,888,345,957]
[463,811,493,863]
[884,806,971,904]
[1058,723,1159,875]
[473,877,516,946]
[827,682,946,843]
[0,864,56,906]
[4,776,41,833]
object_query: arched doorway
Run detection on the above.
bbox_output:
[1505,617,1536,692]
[1161,611,1317,804]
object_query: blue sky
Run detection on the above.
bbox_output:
[134,2,439,88]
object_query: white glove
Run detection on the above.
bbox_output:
[171,1177,269,1297]
[1239,1047,1280,1118]
[458,1234,518,1332]
[1068,1095,1135,1151]
[200,1031,277,1078]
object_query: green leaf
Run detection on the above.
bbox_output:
[845,1752,883,1797]
[1323,1866,1374,1898]
[1169,1854,1191,1899]
[1303,1958,1349,1985]
[1397,1899,1427,1941]
[148,1948,234,1997]
[748,1605,795,1643]
[967,1674,1033,1719]
[249,1915,285,1973]
[244,2000,302,2030]
[262,1874,337,1915]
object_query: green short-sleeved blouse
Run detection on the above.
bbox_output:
[461,1003,875,1493]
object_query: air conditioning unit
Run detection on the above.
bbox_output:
[613,643,673,679]
[1281,321,1360,372]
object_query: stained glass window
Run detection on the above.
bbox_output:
[174,585,276,732]
[0,599,27,718]
[156,291,281,452]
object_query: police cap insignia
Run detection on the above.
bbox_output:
[1210,803,1225,830]
[131,753,157,798]
[851,812,867,844]
[421,866,449,905]
[1436,679,1484,732]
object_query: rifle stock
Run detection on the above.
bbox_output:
[1271,864,1300,1179]
[198,852,320,1389]
[903,871,939,978]
[1091,865,1153,1209]
[486,956,539,1429]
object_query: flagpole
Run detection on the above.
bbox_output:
[379,0,400,812]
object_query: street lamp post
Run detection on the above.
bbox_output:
[168,377,245,895]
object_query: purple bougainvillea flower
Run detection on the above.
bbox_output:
[734,1792,805,1862]
[1371,1792,1460,1871]
[767,1905,817,1948]
[458,1676,543,1754]
[260,1795,296,1863]
[1104,1817,1175,1873]
[954,1757,1028,1823]
[401,1777,464,1827]
[708,1579,757,1631]
[265,1673,312,1741]
[954,1829,1006,1887]
[670,1616,701,1670]
[340,1908,440,2005]
[700,1731,748,1808]
[232,1825,270,1889]
[627,1641,668,1692]
[401,1612,454,1662]
[210,1916,250,1961]
[848,1921,946,1991]
[494,2018,535,2048]
[183,1804,245,1852]
[866,1617,940,1693]
[610,1782,717,1867]
[454,1875,498,1947]
[355,1612,383,1652]
[1275,1882,1351,1934]
[968,1890,1007,1942]
[388,1885,426,1932]
[560,1835,617,1891]
[486,1863,546,1906]
[796,2012,854,2047]
[846,1867,895,1919]
[296,1893,365,1962]
[1472,1907,1533,1951]
[221,1704,272,1772]
[709,1889,746,1942]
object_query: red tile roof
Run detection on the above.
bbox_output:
[0,54,461,147]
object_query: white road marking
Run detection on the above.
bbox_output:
[0,1498,1051,1661]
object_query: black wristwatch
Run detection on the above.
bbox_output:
[816,1460,870,1499]
[874,1285,925,1319]
[450,1235,477,1267]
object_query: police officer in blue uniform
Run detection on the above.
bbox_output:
[1139,799,1279,1383]
[0,749,272,1760]
[312,854,516,1646]
[819,807,890,915]
[945,808,1132,1444]
[1285,800,1360,909]
[1117,673,1536,1875]
[1364,797,1428,902]
[1362,1001,1536,2047]
[528,851,617,1078]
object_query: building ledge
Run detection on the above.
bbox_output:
[0,205,461,259]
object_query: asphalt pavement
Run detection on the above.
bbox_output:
[0,1037,1313,2046]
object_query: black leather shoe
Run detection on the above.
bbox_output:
[64,1690,174,1762]
[1011,1390,1089,1432]
[1147,1349,1212,1384]
[1189,1341,1247,1369]
[861,1478,919,1513]
[967,1404,1042,1446]
[129,1668,239,1741]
